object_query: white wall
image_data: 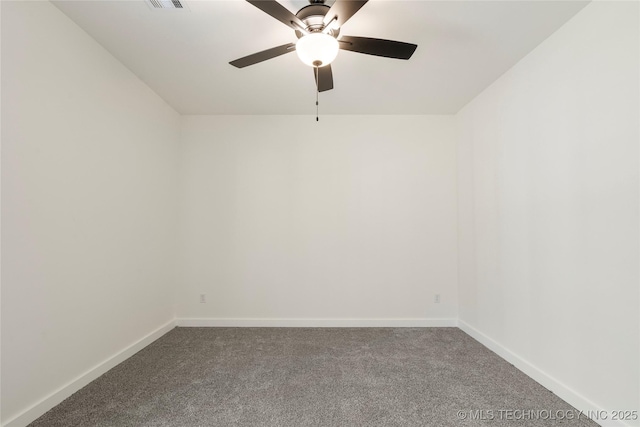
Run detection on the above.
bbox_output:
[177,115,458,325]
[456,0,639,421]
[1,1,180,424]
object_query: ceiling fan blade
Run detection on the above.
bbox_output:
[314,65,334,92]
[339,36,417,60]
[247,0,307,31]
[229,43,295,68]
[323,0,368,28]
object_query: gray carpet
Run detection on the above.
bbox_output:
[30,328,597,426]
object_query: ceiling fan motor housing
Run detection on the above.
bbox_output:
[294,4,340,39]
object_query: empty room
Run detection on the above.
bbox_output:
[1,0,638,426]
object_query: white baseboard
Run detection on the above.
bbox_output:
[176,317,458,328]
[458,320,635,427]
[3,319,177,427]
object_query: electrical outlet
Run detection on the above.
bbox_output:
[199,294,206,304]
[434,294,440,304]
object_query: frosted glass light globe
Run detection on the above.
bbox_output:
[296,33,339,67]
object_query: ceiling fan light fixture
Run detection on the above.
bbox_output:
[296,32,339,67]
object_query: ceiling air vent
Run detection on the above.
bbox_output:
[145,0,186,10]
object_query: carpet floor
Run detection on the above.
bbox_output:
[30,327,597,426]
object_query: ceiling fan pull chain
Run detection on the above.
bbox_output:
[315,65,319,121]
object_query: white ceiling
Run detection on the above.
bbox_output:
[53,0,588,115]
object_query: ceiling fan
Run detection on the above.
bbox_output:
[229,0,418,93]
